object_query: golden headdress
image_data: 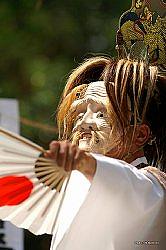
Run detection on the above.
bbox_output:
[116,0,166,75]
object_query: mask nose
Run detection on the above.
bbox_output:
[78,112,98,131]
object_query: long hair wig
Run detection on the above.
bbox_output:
[104,59,166,172]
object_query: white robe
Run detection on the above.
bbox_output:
[51,154,165,250]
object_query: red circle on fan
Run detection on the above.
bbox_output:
[0,176,33,206]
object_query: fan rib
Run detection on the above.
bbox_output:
[35,162,56,167]
[52,176,67,192]
[39,172,58,183]
[41,191,59,217]
[44,172,63,187]
[2,149,39,159]
[34,166,56,171]
[28,188,53,211]
[37,157,56,163]
[35,168,56,177]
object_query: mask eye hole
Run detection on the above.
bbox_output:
[97,112,104,118]
[76,92,80,98]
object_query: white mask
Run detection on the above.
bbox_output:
[71,81,112,154]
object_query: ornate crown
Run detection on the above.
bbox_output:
[116,0,166,76]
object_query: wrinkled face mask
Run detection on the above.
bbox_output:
[70,81,113,154]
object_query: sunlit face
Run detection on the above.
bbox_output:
[70,82,112,154]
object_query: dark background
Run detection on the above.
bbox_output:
[0,0,131,249]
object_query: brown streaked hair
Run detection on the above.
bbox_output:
[104,59,166,172]
[61,57,110,98]
[57,84,88,139]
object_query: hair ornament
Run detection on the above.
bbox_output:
[116,0,166,76]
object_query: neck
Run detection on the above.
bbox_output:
[122,148,145,164]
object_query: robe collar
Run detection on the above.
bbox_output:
[131,156,148,169]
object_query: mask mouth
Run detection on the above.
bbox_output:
[80,132,92,139]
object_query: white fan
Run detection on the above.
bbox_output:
[0,127,69,235]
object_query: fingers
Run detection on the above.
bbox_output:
[58,142,69,167]
[45,141,78,172]
[73,149,85,166]
[65,144,77,172]
[50,141,60,161]
[74,151,97,181]
[44,140,96,180]
[44,141,60,160]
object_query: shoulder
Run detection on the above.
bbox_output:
[140,166,166,190]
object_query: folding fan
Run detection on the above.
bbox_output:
[0,127,70,235]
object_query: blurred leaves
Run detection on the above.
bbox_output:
[0,0,131,147]
[0,0,132,249]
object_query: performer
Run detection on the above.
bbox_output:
[0,2,165,250]
[45,58,166,250]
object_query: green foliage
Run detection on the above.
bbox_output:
[0,1,132,248]
[0,0,131,147]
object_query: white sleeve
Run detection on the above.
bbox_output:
[53,154,165,250]
[90,153,164,212]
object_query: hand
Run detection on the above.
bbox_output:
[44,141,96,181]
